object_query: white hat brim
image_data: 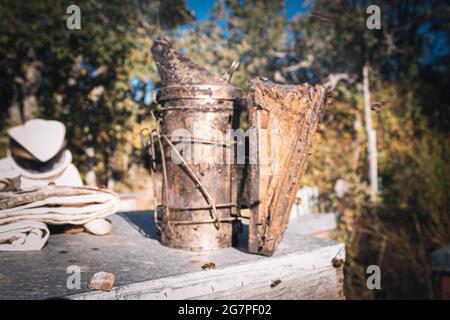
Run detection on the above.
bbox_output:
[8,150,73,180]
[7,119,66,162]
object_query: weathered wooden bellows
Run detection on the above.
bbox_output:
[151,39,329,255]
[243,79,329,256]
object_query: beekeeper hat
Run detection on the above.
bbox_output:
[7,119,66,162]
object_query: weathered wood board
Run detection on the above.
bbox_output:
[0,211,344,300]
[245,79,329,256]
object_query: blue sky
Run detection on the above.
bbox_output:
[186,0,307,20]
[185,1,449,64]
[133,0,447,103]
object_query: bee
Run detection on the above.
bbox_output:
[270,279,282,288]
[201,262,216,270]
[332,258,344,268]
[371,102,386,113]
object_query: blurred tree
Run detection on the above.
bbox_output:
[177,0,288,89]
[289,0,450,299]
[288,0,450,199]
[0,0,192,186]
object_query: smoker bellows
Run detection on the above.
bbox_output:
[151,38,329,255]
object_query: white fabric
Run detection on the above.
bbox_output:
[0,186,119,251]
[0,153,83,188]
[0,151,86,252]
[0,119,107,252]
[0,192,119,225]
[7,119,66,162]
[0,220,49,251]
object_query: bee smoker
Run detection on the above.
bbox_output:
[152,39,243,250]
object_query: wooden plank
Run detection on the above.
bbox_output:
[0,211,344,300]
[68,238,344,300]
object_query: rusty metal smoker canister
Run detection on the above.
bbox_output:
[152,39,243,250]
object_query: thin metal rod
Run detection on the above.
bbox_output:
[168,217,236,225]
[161,106,236,111]
[169,203,235,211]
[149,133,161,232]
[162,135,221,230]
[222,59,240,83]
[163,135,235,147]
[151,111,174,234]
[140,127,162,232]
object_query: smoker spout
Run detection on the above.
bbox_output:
[151,38,227,86]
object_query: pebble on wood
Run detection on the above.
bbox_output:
[88,272,116,291]
[83,219,112,236]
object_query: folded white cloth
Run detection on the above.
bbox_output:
[0,192,119,225]
[0,185,120,251]
[0,220,49,251]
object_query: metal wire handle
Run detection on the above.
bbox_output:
[140,126,162,232]
[161,136,221,230]
[143,110,223,232]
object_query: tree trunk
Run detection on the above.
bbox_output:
[85,147,97,187]
[8,85,22,124]
[19,61,41,123]
[362,62,378,199]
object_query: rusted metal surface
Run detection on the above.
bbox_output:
[151,38,225,86]
[243,78,330,256]
[152,39,243,250]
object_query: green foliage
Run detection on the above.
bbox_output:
[351,129,450,299]
[177,0,287,88]
[0,0,191,186]
[290,1,450,299]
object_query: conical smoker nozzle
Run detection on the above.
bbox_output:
[151,38,227,86]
